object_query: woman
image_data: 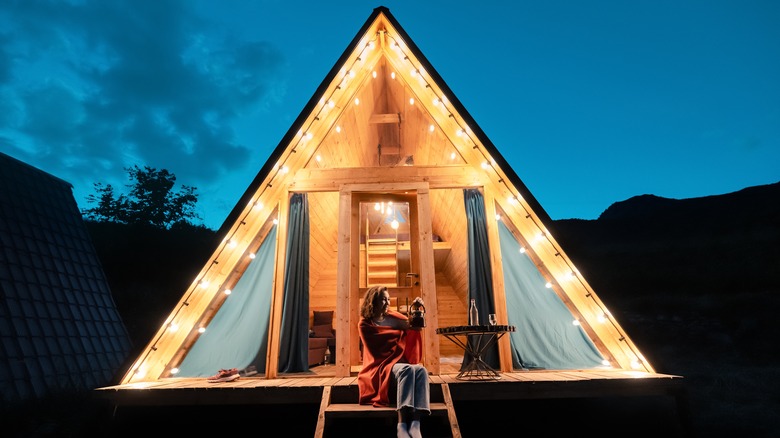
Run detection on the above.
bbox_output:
[358,285,430,438]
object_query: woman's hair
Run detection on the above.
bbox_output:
[360,285,387,319]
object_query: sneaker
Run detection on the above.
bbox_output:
[207,368,240,383]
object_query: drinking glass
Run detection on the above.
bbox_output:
[488,314,497,326]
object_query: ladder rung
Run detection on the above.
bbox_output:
[324,402,450,418]
[367,237,397,242]
[368,269,396,276]
[367,250,397,256]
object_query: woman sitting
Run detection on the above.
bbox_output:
[357,285,430,438]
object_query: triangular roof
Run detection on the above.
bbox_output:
[219,6,550,238]
[0,152,132,400]
[119,7,652,384]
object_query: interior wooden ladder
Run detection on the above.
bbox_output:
[314,382,461,438]
[366,237,399,287]
[373,112,402,166]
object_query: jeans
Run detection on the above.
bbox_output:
[392,363,430,414]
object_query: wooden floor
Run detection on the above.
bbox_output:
[94,367,685,407]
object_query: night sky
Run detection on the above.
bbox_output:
[1,0,777,230]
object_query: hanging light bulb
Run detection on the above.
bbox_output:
[390,203,399,229]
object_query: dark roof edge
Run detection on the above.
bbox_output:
[0,151,74,190]
[216,8,385,236]
[217,6,554,235]
[378,9,555,228]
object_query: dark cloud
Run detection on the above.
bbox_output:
[21,82,83,147]
[0,32,12,83]
[0,0,285,206]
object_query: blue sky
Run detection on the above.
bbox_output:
[1,1,778,230]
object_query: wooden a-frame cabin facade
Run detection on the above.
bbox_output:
[96,7,685,432]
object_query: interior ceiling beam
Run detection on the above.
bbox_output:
[290,165,487,192]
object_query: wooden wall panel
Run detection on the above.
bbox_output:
[308,191,339,291]
[434,271,465,358]
[430,188,469,309]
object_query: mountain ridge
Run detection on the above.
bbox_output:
[597,180,780,223]
[550,180,780,302]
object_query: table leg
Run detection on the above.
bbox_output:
[445,332,506,380]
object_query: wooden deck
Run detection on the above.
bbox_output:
[94,368,685,408]
[94,368,687,429]
[93,367,689,436]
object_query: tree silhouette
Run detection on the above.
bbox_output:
[82,165,201,229]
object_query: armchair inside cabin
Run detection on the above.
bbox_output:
[308,310,336,366]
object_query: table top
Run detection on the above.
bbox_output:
[435,325,516,335]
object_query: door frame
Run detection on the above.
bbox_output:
[335,182,441,377]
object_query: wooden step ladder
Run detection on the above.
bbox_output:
[366,237,399,287]
[314,382,461,437]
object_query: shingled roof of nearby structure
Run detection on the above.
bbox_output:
[0,152,132,402]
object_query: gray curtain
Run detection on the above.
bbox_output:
[498,221,605,369]
[462,189,499,369]
[176,226,277,377]
[278,193,310,372]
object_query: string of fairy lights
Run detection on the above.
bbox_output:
[382,32,646,370]
[129,24,646,381]
[129,32,386,381]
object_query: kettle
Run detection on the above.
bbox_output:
[409,300,426,329]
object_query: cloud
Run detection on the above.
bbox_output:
[0,0,286,211]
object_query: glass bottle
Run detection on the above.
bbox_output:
[469,299,479,326]
[324,347,331,364]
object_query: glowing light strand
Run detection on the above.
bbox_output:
[385,32,644,369]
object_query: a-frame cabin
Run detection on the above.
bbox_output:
[102,9,683,420]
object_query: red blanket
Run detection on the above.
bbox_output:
[357,311,422,407]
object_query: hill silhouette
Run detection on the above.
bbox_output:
[552,181,780,301]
